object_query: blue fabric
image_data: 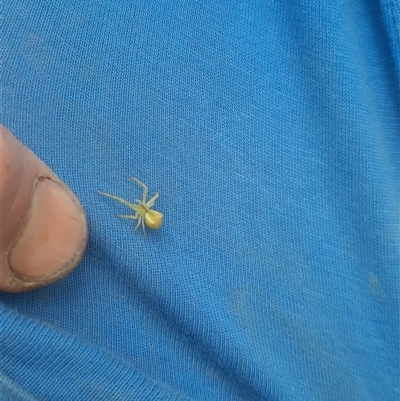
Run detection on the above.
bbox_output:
[1,1,399,400]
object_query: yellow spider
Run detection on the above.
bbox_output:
[98,177,163,237]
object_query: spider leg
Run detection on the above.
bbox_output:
[98,191,138,212]
[118,214,139,219]
[141,219,147,238]
[127,177,148,204]
[146,192,159,208]
[134,216,142,232]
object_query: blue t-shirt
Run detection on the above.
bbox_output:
[1,1,399,400]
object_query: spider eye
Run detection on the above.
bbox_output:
[144,210,163,230]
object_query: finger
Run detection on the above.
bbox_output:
[0,125,88,292]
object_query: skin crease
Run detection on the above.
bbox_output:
[0,125,88,292]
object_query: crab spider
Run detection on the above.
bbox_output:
[98,177,163,237]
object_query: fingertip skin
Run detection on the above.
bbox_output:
[0,125,88,293]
